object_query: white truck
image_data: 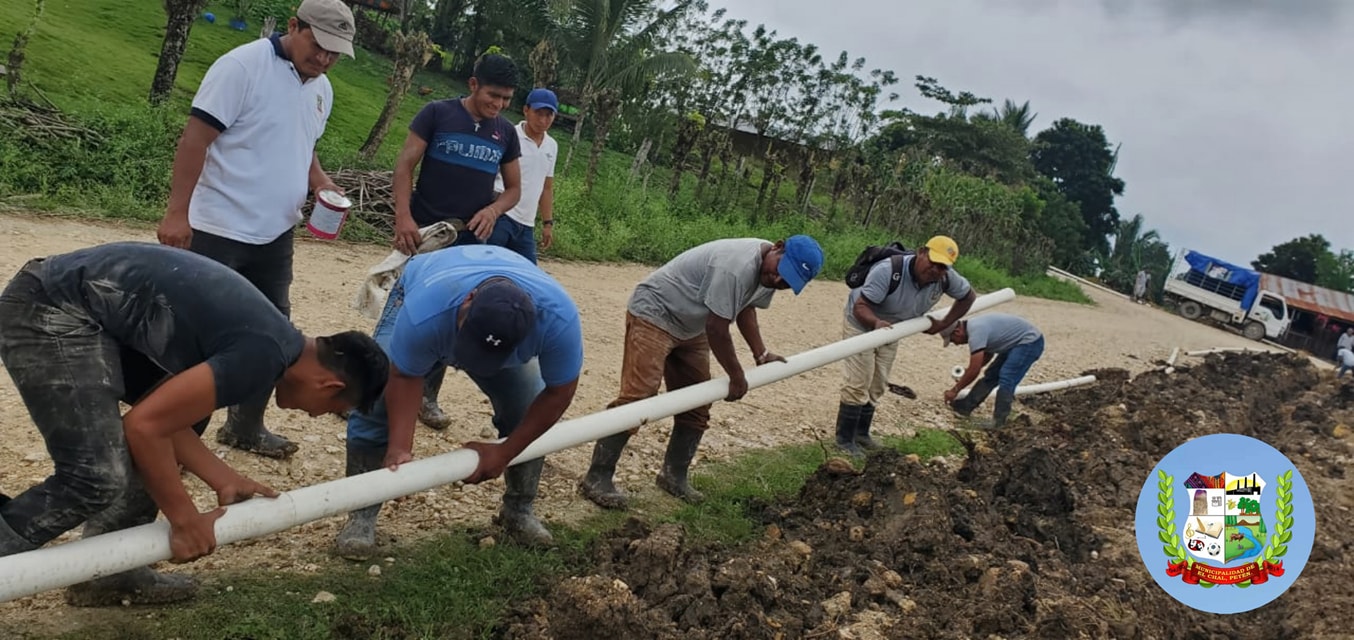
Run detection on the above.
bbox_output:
[1162,248,1291,341]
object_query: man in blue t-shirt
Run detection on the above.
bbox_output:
[938,312,1046,428]
[0,243,388,606]
[333,245,584,557]
[390,53,525,434]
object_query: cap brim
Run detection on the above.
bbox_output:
[311,27,355,58]
[527,102,558,112]
[927,247,955,266]
[778,256,808,295]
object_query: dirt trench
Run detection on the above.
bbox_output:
[493,352,1354,639]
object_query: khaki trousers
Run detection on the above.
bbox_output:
[839,317,899,405]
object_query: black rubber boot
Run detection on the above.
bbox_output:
[419,366,452,430]
[951,378,997,417]
[66,483,197,607]
[495,458,554,548]
[579,431,634,510]
[991,390,1016,429]
[655,424,706,504]
[333,443,387,561]
[216,399,299,459]
[0,511,36,558]
[835,403,864,458]
[856,403,882,450]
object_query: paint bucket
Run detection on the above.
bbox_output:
[306,189,352,240]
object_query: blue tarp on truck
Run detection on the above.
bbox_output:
[1183,250,1262,311]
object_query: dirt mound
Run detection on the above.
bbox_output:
[497,352,1354,639]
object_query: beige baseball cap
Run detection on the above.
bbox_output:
[297,0,356,58]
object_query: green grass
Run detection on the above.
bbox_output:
[42,430,963,640]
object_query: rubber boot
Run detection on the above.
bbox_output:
[951,378,997,417]
[419,366,453,430]
[65,484,197,607]
[579,431,634,510]
[655,424,706,504]
[0,512,37,558]
[216,398,299,459]
[835,403,864,458]
[856,403,882,450]
[333,443,387,560]
[991,390,1016,429]
[494,458,554,548]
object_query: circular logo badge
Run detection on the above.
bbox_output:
[1134,433,1315,614]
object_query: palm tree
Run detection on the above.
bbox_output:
[1104,213,1171,296]
[148,0,209,105]
[552,0,697,191]
[996,99,1036,137]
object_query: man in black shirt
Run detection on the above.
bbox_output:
[0,242,389,607]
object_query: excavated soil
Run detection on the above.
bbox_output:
[495,352,1354,639]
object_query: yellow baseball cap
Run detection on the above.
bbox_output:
[924,235,960,266]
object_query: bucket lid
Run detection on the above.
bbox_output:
[317,189,352,209]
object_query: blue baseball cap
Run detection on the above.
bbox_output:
[778,235,824,295]
[453,279,536,377]
[525,88,558,112]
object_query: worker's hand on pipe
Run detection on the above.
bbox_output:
[384,448,413,471]
[215,474,278,506]
[923,317,945,335]
[726,372,749,401]
[461,441,512,484]
[168,509,225,563]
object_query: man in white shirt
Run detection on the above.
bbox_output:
[1336,327,1354,360]
[155,0,353,459]
[488,88,559,263]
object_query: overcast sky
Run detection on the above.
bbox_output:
[725,0,1349,265]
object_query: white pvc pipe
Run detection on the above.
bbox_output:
[1185,347,1263,356]
[954,374,1097,400]
[950,365,966,380]
[1166,347,1180,367]
[0,289,1018,602]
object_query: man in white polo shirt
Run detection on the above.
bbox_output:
[156,0,354,459]
[489,88,559,264]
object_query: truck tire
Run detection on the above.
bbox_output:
[1179,301,1203,320]
[1242,321,1266,341]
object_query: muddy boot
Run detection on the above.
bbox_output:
[856,403,881,450]
[333,443,387,561]
[418,366,453,430]
[0,512,37,557]
[834,403,864,458]
[656,424,706,504]
[579,431,634,510]
[951,378,996,418]
[495,458,554,548]
[991,390,1016,429]
[65,566,199,607]
[216,400,298,459]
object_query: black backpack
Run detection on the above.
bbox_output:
[845,242,911,294]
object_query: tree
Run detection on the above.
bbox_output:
[149,0,210,105]
[359,30,437,160]
[1252,234,1330,284]
[1317,249,1354,293]
[1031,118,1126,262]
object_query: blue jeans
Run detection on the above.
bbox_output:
[983,336,1046,394]
[487,216,537,264]
[346,280,546,447]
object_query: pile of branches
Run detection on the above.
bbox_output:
[0,92,103,149]
[329,168,396,238]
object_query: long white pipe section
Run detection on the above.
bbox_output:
[954,374,1097,400]
[0,289,1017,602]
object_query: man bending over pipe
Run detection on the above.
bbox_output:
[938,312,1045,428]
[0,242,389,607]
[579,235,825,510]
[335,244,582,556]
[837,236,975,456]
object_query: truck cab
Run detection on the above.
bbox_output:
[1243,291,1290,341]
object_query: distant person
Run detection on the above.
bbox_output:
[939,312,1045,428]
[0,243,387,606]
[578,236,824,511]
[1337,347,1354,379]
[390,53,524,432]
[1133,269,1151,304]
[333,245,582,556]
[1336,327,1353,361]
[156,0,356,459]
[488,88,559,264]
[835,237,975,456]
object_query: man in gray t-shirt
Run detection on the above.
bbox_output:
[580,236,824,510]
[836,236,976,456]
[939,312,1045,428]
